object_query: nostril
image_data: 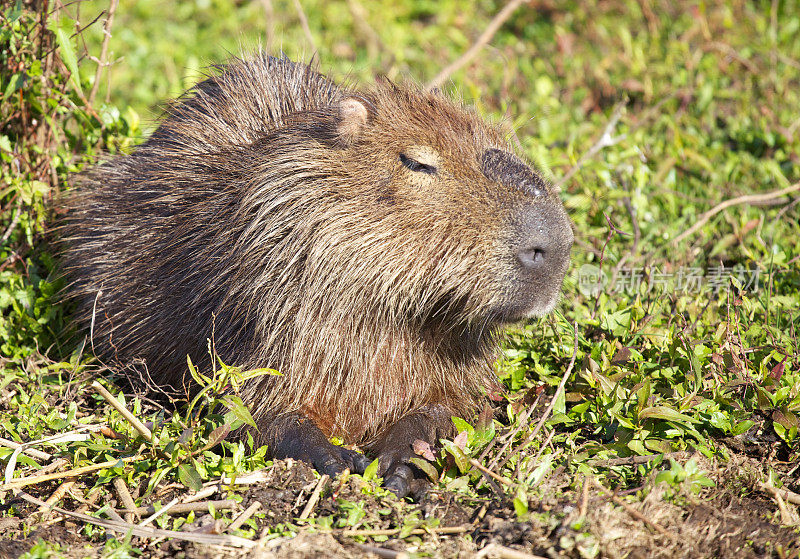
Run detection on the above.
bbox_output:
[517,246,546,268]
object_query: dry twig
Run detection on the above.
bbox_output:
[139,497,179,527]
[113,476,137,522]
[184,486,218,503]
[299,474,330,519]
[37,477,76,517]
[356,544,410,559]
[336,526,468,537]
[15,491,255,548]
[228,500,262,532]
[103,504,125,523]
[670,181,800,246]
[0,456,139,491]
[292,0,317,53]
[588,451,687,467]
[118,499,236,517]
[0,437,51,461]
[91,381,153,442]
[578,476,590,518]
[758,480,800,518]
[258,0,275,52]
[470,459,515,488]
[88,0,118,105]
[74,486,102,516]
[206,470,273,486]
[427,0,527,89]
[476,543,548,559]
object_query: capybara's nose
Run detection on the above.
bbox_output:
[516,245,546,269]
[512,202,573,273]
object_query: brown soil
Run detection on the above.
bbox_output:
[2,454,799,558]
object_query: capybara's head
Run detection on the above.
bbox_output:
[285,82,573,329]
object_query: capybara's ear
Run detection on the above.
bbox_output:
[336,97,369,144]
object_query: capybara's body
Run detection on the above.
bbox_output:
[61,55,572,495]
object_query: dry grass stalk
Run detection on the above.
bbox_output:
[299,474,330,519]
[292,0,316,52]
[16,490,255,548]
[476,543,548,559]
[0,437,51,461]
[356,544,410,559]
[113,476,137,522]
[88,0,118,104]
[671,181,800,246]
[228,500,262,532]
[336,526,468,537]
[470,458,515,488]
[139,497,179,527]
[117,499,237,517]
[37,477,77,518]
[0,456,139,491]
[427,0,528,89]
[91,381,153,442]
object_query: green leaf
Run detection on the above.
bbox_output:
[186,355,211,385]
[441,440,470,473]
[178,462,203,491]
[513,495,529,521]
[53,25,83,96]
[3,74,23,101]
[408,457,438,482]
[203,424,230,450]
[526,453,554,487]
[731,420,755,436]
[363,458,380,481]
[222,396,257,429]
[451,416,473,434]
[627,439,647,455]
[635,380,651,419]
[472,420,496,450]
[639,406,697,425]
[643,439,673,454]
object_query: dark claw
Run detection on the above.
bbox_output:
[383,464,413,498]
[338,446,370,475]
[350,451,372,474]
[377,449,407,477]
[320,454,348,478]
[268,413,369,478]
[369,404,454,499]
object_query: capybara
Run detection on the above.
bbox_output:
[60,54,573,497]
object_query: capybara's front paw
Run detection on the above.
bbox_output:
[372,405,454,498]
[268,413,370,477]
[316,444,371,478]
[377,446,417,498]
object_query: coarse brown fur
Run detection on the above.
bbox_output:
[59,54,572,470]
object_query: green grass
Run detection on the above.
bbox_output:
[2,0,799,556]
